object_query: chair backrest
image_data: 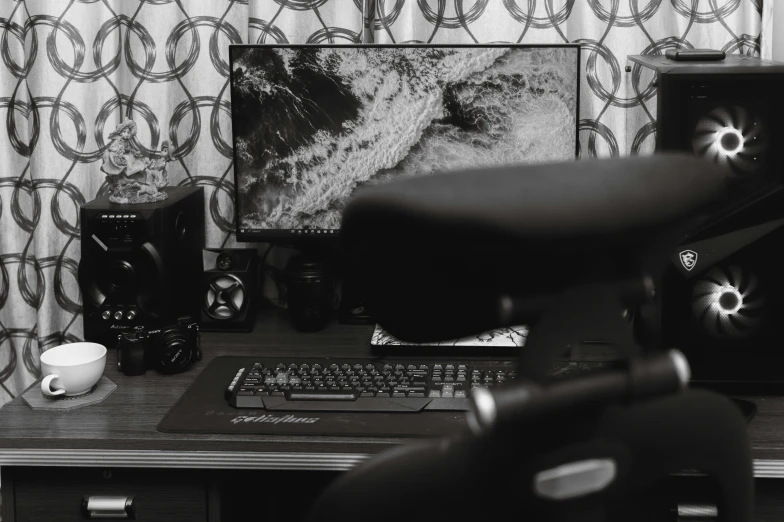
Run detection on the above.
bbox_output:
[307,388,752,522]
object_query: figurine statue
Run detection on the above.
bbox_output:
[101,120,173,204]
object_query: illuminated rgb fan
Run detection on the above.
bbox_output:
[691,266,766,339]
[692,106,766,175]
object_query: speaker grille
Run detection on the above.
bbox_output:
[691,265,766,339]
[692,106,766,175]
[204,274,247,320]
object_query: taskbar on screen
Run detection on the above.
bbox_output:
[238,228,339,236]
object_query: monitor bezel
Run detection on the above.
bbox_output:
[229,43,582,243]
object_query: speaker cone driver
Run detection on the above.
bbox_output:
[691,265,766,339]
[205,274,247,320]
[692,106,767,175]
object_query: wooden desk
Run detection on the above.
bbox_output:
[2,310,784,520]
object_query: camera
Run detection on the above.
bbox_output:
[117,317,201,376]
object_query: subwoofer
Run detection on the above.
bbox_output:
[201,248,259,331]
[626,54,784,385]
[79,187,205,347]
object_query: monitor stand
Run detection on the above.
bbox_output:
[338,272,375,325]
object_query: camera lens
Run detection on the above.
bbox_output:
[157,328,193,373]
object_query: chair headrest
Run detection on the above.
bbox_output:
[341,154,730,342]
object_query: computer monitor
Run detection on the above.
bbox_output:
[229,44,580,243]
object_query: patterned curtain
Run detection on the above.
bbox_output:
[0,1,765,408]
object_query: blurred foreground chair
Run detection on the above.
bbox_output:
[307,155,753,522]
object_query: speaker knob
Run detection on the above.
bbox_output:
[114,311,123,321]
[126,310,136,320]
[101,310,111,320]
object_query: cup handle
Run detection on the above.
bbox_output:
[41,374,65,397]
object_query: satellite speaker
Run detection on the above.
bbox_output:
[626,54,784,385]
[201,248,259,332]
[79,187,205,347]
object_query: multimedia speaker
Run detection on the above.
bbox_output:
[79,187,205,347]
[201,248,259,332]
[626,54,784,384]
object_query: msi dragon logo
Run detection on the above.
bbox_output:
[680,250,698,271]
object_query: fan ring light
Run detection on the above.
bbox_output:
[717,285,743,314]
[717,127,744,155]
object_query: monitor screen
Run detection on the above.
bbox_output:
[229,44,580,241]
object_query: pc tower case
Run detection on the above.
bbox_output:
[626,55,784,385]
[79,187,205,347]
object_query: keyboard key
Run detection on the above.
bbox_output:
[455,390,467,399]
[409,392,425,398]
[428,389,441,398]
[287,390,358,400]
[394,386,425,393]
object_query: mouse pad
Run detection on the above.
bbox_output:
[157,356,468,437]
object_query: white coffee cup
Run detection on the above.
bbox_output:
[40,342,107,397]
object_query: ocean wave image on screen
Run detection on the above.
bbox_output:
[231,46,578,231]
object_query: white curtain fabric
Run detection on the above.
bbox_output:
[0,1,766,407]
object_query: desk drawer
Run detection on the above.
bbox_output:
[12,467,208,522]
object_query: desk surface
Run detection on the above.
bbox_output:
[2,310,784,476]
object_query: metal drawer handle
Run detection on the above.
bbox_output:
[81,496,136,519]
[676,502,718,521]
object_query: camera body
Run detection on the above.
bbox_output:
[117,317,201,376]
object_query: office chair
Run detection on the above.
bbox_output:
[307,155,754,522]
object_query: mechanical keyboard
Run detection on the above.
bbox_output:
[225,358,609,413]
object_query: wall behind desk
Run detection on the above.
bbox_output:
[0,1,767,408]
